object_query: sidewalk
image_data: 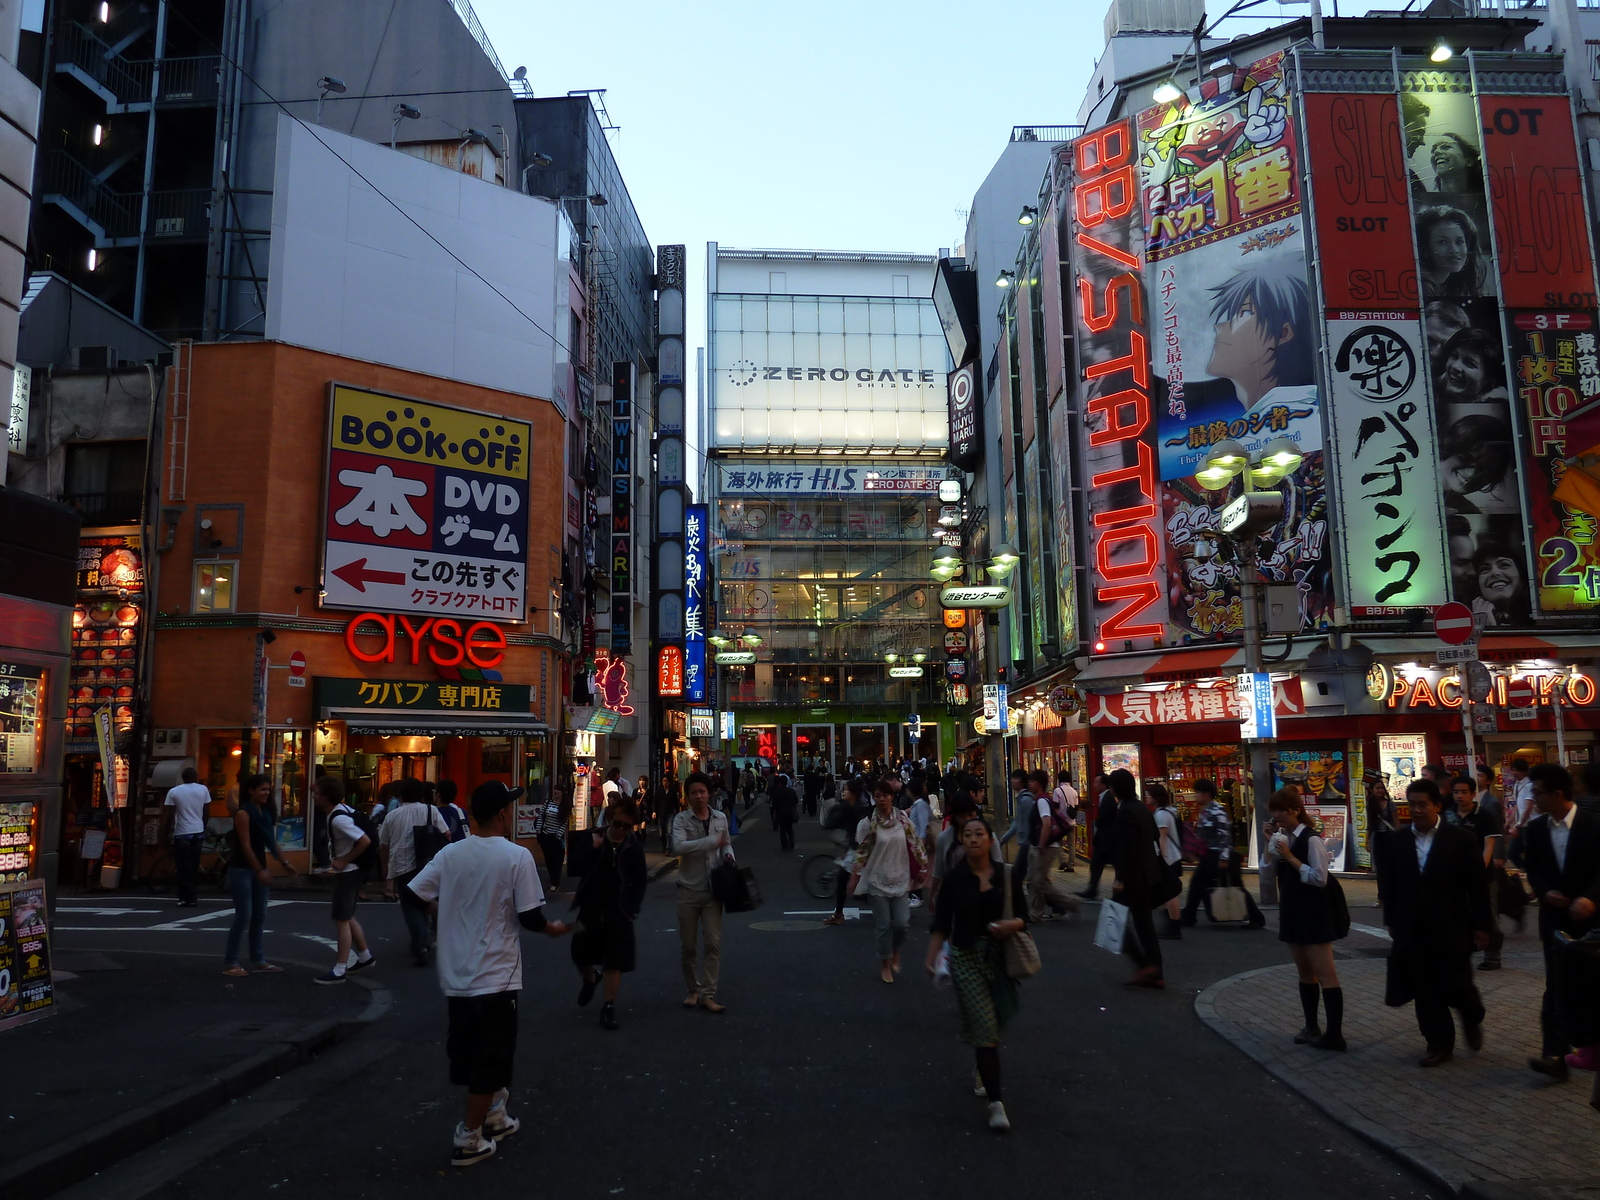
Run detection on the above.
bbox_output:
[0,949,390,1200]
[1198,953,1600,1198]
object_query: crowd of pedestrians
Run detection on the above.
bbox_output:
[167,747,1600,1162]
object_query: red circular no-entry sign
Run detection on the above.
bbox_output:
[288,650,307,677]
[1433,602,1475,645]
[1505,678,1536,710]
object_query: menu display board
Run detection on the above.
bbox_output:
[0,802,35,884]
[0,879,53,1030]
[69,534,145,746]
[0,663,43,774]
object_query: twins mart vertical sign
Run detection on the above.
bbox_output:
[611,362,635,654]
[323,385,530,621]
[684,504,708,703]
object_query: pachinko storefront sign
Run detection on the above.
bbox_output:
[1067,119,1168,650]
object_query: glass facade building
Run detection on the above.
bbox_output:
[705,248,954,770]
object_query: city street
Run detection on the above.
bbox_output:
[28,813,1445,1200]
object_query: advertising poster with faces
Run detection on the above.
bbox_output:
[1403,85,1529,623]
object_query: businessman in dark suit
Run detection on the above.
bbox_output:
[1077,774,1118,900]
[1523,763,1600,1081]
[1110,768,1170,988]
[1376,778,1493,1067]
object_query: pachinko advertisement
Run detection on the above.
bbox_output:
[1137,54,1331,637]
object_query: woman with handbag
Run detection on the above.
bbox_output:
[925,814,1030,1133]
[1149,783,1184,939]
[1265,788,1346,1051]
[849,777,930,982]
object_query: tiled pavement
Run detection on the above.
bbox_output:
[1197,923,1600,1198]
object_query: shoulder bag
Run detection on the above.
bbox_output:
[999,864,1042,979]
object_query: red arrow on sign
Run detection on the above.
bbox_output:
[1433,601,1476,646]
[331,558,406,593]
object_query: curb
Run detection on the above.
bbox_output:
[648,857,678,883]
[1195,966,1461,1197]
[0,957,392,1200]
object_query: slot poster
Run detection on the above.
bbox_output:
[1477,96,1596,310]
[1508,310,1600,611]
[0,879,53,1031]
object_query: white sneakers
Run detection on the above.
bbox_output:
[483,1088,520,1141]
[987,1101,1011,1133]
[451,1123,497,1167]
[452,1090,520,1167]
[973,1069,987,1098]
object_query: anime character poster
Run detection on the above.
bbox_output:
[1149,218,1321,481]
[1163,452,1332,638]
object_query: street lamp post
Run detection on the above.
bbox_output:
[1199,437,1303,906]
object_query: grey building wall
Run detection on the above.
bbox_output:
[0,0,37,485]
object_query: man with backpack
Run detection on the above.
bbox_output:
[1026,768,1080,920]
[381,777,453,966]
[1051,770,1081,871]
[312,775,378,983]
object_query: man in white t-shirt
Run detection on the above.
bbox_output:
[379,778,452,967]
[405,781,568,1168]
[163,767,212,907]
[313,776,377,984]
[1051,770,1081,870]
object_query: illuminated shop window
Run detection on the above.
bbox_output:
[193,560,237,613]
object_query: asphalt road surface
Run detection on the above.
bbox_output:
[53,812,1442,1200]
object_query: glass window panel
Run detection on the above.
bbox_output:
[659,540,683,590]
[766,299,793,333]
[792,300,819,334]
[658,488,683,535]
[867,299,896,335]
[714,298,742,331]
[658,593,683,639]
[818,411,848,443]
[791,408,819,444]
[842,300,868,334]
[819,299,845,334]
[741,298,768,331]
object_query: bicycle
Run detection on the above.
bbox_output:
[800,852,845,899]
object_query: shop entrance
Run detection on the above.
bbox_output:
[847,723,887,769]
[793,724,834,773]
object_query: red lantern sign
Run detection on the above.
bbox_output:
[657,646,684,697]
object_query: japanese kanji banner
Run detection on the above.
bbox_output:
[1137,50,1300,263]
[1087,676,1304,727]
[1508,310,1600,612]
[684,504,708,703]
[1324,315,1449,608]
[322,385,531,621]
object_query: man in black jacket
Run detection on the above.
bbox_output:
[1376,779,1493,1067]
[1522,763,1600,1082]
[771,774,801,852]
[1110,769,1169,988]
[1077,774,1118,900]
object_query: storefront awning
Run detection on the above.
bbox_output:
[1354,633,1600,663]
[327,707,550,738]
[1075,639,1327,690]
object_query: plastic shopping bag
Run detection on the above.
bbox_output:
[1093,897,1129,954]
[932,942,952,989]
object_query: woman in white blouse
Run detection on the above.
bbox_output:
[1265,788,1345,1051]
[848,777,929,983]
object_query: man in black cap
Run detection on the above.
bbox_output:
[405,781,569,1167]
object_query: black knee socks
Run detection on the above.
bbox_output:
[1298,982,1321,1032]
[1322,986,1343,1038]
[975,1046,1002,1103]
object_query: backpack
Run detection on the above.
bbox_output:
[336,804,382,874]
[1179,818,1207,861]
[1046,788,1076,843]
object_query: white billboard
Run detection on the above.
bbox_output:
[265,116,565,406]
[710,294,951,451]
